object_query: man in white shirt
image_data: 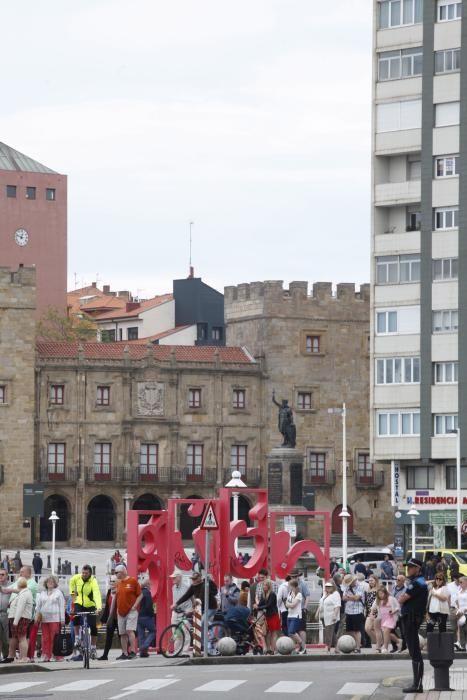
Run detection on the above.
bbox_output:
[170,572,192,656]
[277,577,290,635]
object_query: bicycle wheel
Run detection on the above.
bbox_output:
[82,627,90,669]
[159,624,186,658]
[207,621,229,656]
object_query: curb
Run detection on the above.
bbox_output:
[186,651,467,666]
[0,664,51,675]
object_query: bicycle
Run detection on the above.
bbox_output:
[73,611,95,669]
[159,608,193,658]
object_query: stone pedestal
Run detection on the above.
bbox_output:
[267,448,304,507]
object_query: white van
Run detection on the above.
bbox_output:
[346,549,394,577]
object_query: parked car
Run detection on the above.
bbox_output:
[346,549,394,577]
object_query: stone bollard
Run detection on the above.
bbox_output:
[75,565,79,574]
[427,632,454,691]
[92,566,96,575]
[47,555,51,570]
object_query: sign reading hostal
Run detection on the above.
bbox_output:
[23,484,44,517]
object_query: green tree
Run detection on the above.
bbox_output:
[37,307,97,342]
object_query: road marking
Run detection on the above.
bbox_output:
[109,679,179,698]
[337,683,379,696]
[194,680,247,692]
[52,679,113,691]
[0,682,46,693]
[265,681,313,694]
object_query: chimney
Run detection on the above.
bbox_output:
[92,282,97,288]
[188,266,194,278]
[126,301,140,312]
[103,284,110,294]
[118,290,130,300]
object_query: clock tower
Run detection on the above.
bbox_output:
[0,142,67,317]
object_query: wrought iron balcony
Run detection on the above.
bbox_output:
[355,470,385,489]
[223,467,261,487]
[39,466,78,483]
[303,469,336,487]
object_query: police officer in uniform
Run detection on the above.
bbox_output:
[399,557,428,694]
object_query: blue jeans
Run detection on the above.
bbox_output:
[202,609,217,654]
[137,615,156,652]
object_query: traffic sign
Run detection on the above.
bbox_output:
[200,501,219,530]
[462,521,467,536]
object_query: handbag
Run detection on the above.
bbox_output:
[52,626,74,657]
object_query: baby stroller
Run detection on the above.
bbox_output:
[225,611,265,656]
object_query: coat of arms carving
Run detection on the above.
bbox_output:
[137,382,164,416]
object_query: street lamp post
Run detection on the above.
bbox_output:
[407,507,419,558]
[49,510,59,575]
[328,403,349,564]
[225,470,247,553]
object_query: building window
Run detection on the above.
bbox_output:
[432,309,458,333]
[140,444,158,478]
[434,361,458,384]
[232,388,246,409]
[377,411,420,436]
[435,49,461,73]
[0,385,6,404]
[309,452,326,481]
[407,466,435,489]
[197,323,208,341]
[434,207,459,230]
[446,465,467,489]
[435,155,459,178]
[25,186,36,200]
[376,357,420,384]
[376,255,420,284]
[376,99,422,133]
[46,188,56,201]
[101,329,116,342]
[96,385,110,406]
[49,384,64,405]
[433,258,458,281]
[306,335,320,353]
[47,442,65,475]
[212,327,223,341]
[127,327,138,340]
[435,102,460,127]
[434,414,458,435]
[407,208,421,231]
[188,388,201,408]
[376,310,397,334]
[6,185,16,198]
[408,157,421,180]
[231,445,247,475]
[94,442,111,478]
[357,454,374,482]
[186,444,203,479]
[378,47,423,81]
[297,392,312,410]
[378,0,423,29]
[437,0,462,22]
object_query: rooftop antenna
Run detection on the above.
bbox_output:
[189,221,194,277]
[74,272,78,289]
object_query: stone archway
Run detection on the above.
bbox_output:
[133,493,163,524]
[40,495,69,542]
[180,495,203,540]
[87,495,115,541]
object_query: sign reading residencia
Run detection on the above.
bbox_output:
[126,487,330,641]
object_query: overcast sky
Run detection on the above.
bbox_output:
[3,0,372,297]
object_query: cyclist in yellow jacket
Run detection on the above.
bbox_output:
[69,565,102,660]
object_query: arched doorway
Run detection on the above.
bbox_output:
[40,495,69,542]
[332,505,353,535]
[180,495,203,540]
[132,493,163,524]
[229,494,252,527]
[87,495,115,541]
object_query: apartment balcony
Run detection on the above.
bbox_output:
[375,180,421,207]
[85,465,220,485]
[39,466,78,483]
[223,466,261,488]
[354,471,385,489]
[303,469,336,487]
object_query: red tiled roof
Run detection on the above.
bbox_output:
[93,294,173,321]
[36,342,255,364]
[126,325,194,344]
[81,295,127,312]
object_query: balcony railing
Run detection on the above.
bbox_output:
[355,470,385,489]
[39,466,78,483]
[85,465,219,485]
[223,467,261,487]
[303,469,336,487]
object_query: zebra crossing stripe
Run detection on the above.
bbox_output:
[265,681,313,693]
[108,679,179,699]
[51,679,113,691]
[0,682,46,693]
[194,680,247,692]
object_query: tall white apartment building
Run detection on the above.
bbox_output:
[371,0,467,553]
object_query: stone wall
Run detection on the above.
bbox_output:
[0,267,36,547]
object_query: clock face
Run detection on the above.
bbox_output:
[15,228,29,246]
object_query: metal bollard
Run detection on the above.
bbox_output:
[47,555,51,570]
[192,599,202,657]
[92,566,96,575]
[427,632,454,691]
[75,565,79,574]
